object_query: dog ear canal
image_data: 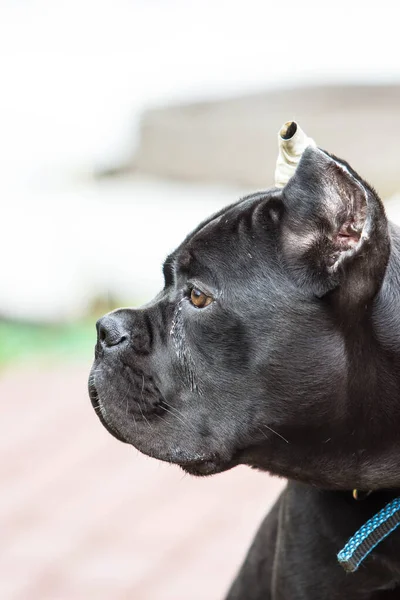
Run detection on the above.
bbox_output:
[281,146,390,307]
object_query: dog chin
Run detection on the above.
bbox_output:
[88,372,237,476]
[178,458,234,477]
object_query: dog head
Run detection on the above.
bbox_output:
[89,129,393,487]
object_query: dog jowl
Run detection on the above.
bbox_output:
[88,123,400,597]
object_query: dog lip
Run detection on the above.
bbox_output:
[88,378,99,406]
[88,377,128,444]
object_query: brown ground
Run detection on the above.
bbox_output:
[0,363,284,600]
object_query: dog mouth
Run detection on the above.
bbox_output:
[88,376,128,443]
[88,370,236,477]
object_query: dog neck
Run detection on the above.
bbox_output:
[373,222,400,357]
[240,221,400,491]
[336,220,400,490]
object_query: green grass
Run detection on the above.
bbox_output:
[0,320,97,366]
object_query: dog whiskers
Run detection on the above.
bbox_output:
[160,401,197,435]
[121,383,132,416]
[138,375,152,429]
[259,424,289,444]
[98,400,107,419]
[139,403,152,429]
[141,375,145,402]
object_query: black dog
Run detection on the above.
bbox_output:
[89,126,400,599]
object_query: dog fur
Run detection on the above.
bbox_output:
[89,144,400,599]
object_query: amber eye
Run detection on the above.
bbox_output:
[190,287,213,308]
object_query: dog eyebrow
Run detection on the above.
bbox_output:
[162,192,273,289]
[163,255,175,287]
[163,249,195,289]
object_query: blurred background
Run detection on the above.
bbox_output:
[2,1,400,598]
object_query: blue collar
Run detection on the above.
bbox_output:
[337,495,400,572]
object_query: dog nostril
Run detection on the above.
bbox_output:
[97,316,128,349]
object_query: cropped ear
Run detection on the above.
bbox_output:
[281,146,390,309]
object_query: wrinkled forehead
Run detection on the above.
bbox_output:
[164,189,281,286]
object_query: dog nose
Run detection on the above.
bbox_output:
[96,315,128,348]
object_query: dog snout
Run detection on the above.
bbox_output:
[96,314,129,349]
